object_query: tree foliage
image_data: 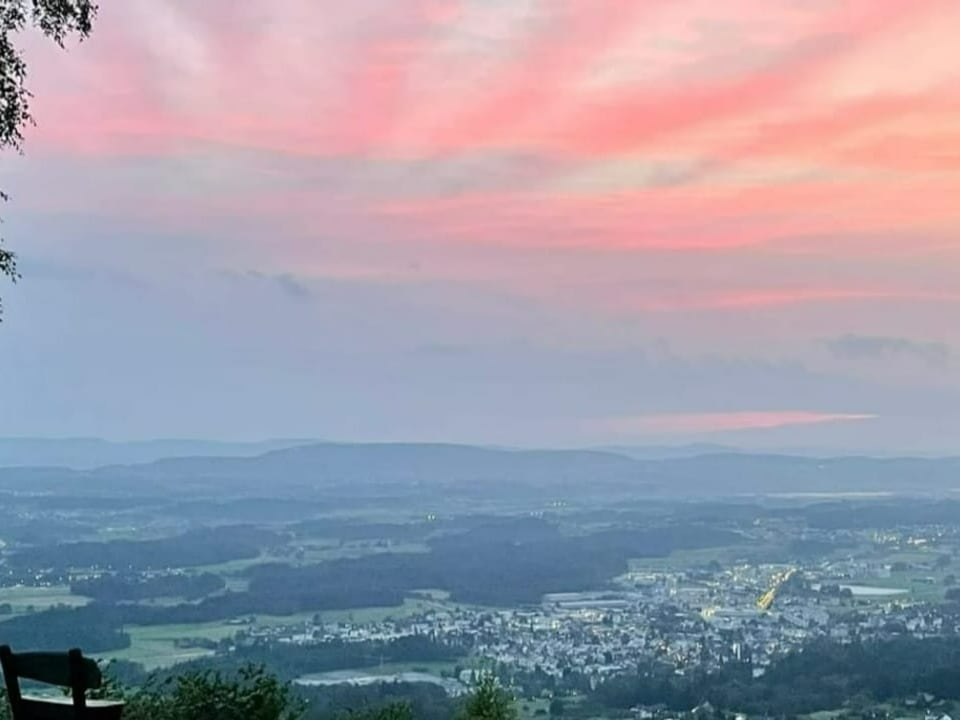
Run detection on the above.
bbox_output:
[0,0,97,317]
[457,674,518,720]
[1,664,518,720]
[0,604,131,652]
[340,701,416,720]
[590,637,960,716]
[299,682,455,720]
[123,665,305,720]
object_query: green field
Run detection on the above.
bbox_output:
[855,546,959,602]
[192,552,275,575]
[409,589,452,601]
[516,695,583,720]
[313,596,450,624]
[804,711,843,720]
[105,622,237,669]
[628,546,745,571]
[102,596,451,669]
[195,540,429,576]
[0,585,90,614]
[878,550,938,565]
[518,697,551,720]
[294,541,431,564]
[858,572,948,602]
[298,660,459,683]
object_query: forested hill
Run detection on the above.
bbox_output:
[0,438,314,469]
[644,453,960,495]
[1,442,960,498]
[102,443,643,488]
[0,443,650,498]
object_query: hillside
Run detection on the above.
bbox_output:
[2,443,959,499]
[0,437,314,469]
[91,442,650,496]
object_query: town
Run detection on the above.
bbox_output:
[227,549,960,698]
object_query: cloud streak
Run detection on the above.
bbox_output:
[592,411,877,436]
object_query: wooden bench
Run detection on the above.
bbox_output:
[0,646,123,720]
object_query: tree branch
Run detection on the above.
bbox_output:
[0,0,97,319]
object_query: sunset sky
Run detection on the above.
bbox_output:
[1,0,958,451]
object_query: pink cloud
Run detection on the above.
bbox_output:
[596,411,877,435]
[838,132,960,172]
[394,0,943,156]
[409,0,667,153]
[373,174,960,253]
[20,0,953,160]
[10,0,960,322]
[321,0,460,154]
[716,94,960,165]
[619,288,960,312]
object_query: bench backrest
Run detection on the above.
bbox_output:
[0,645,102,718]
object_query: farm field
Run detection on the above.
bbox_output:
[0,584,90,614]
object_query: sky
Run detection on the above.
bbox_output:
[0,0,958,452]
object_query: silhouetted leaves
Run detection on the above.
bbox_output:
[0,0,97,318]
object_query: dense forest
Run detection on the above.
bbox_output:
[245,520,741,608]
[0,605,130,652]
[2,517,743,649]
[10,526,283,572]
[150,636,469,683]
[590,637,960,715]
[296,681,456,720]
[71,572,225,602]
[68,637,960,720]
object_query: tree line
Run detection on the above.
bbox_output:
[589,637,960,716]
[71,572,225,602]
[1,663,517,720]
[10,526,283,572]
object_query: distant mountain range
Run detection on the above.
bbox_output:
[594,443,740,459]
[0,437,315,469]
[0,442,648,500]
[93,442,646,495]
[2,439,959,499]
[641,452,960,496]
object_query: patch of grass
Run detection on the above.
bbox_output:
[628,546,744,571]
[881,550,938,565]
[299,661,459,682]
[101,597,451,670]
[0,585,90,614]
[103,622,237,670]
[194,540,430,580]
[518,698,551,720]
[804,710,844,720]
[315,597,444,624]
[134,596,193,607]
[865,572,947,602]
[223,577,250,593]
[191,552,273,575]
[409,589,452,601]
[294,541,430,564]
[94,526,160,541]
